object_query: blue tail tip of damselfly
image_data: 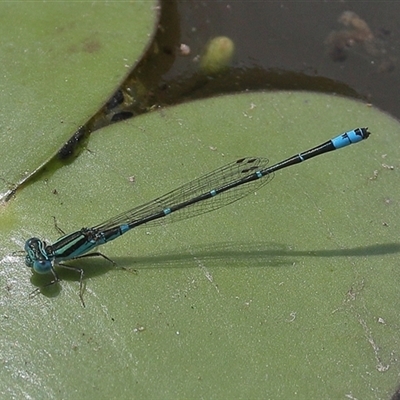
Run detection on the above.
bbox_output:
[331,127,370,149]
[349,127,370,141]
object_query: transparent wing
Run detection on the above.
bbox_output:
[93,157,273,231]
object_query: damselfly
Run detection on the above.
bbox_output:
[24,127,370,306]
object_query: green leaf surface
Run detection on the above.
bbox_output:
[0,1,158,196]
[1,91,400,398]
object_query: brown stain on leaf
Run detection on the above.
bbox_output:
[66,37,101,54]
[82,38,101,53]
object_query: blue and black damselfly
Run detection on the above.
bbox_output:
[24,127,370,306]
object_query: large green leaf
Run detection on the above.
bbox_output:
[1,92,399,398]
[0,1,158,197]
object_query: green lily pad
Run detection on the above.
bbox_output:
[0,1,158,197]
[1,91,400,398]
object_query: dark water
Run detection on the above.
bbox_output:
[168,1,400,119]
